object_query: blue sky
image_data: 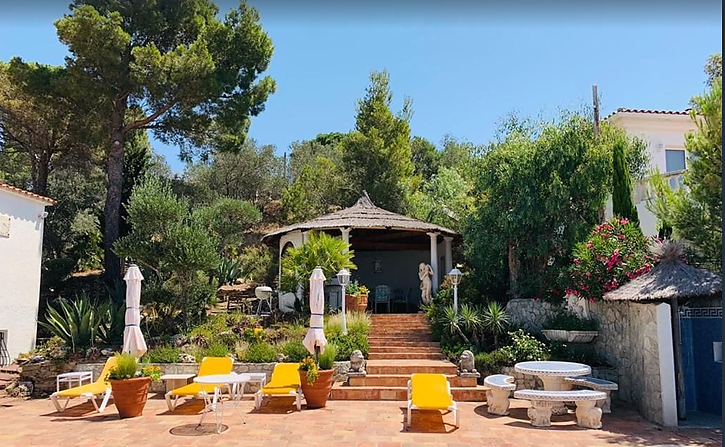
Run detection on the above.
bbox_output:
[1,2,721,173]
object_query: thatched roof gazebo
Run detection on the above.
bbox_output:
[604,241,722,421]
[263,192,460,312]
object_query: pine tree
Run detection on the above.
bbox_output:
[612,140,639,224]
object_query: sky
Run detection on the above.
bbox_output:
[0,1,722,173]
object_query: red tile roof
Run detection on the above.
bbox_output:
[605,108,691,120]
[0,182,56,205]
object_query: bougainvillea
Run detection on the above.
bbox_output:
[567,218,653,301]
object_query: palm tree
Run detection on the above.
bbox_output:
[481,301,510,348]
[459,303,483,348]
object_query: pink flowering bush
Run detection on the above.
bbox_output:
[567,218,653,301]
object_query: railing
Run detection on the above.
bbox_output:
[0,332,11,367]
[633,170,686,204]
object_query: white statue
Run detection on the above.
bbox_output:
[418,263,434,304]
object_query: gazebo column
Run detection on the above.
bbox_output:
[444,236,453,274]
[427,232,440,293]
[340,227,351,252]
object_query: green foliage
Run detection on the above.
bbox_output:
[499,329,549,364]
[140,365,162,381]
[280,339,309,362]
[299,356,319,384]
[548,342,607,367]
[238,342,277,363]
[474,350,511,375]
[407,166,474,232]
[239,245,275,284]
[194,197,262,254]
[705,53,722,86]
[481,301,510,348]
[142,345,181,364]
[342,70,414,212]
[567,218,653,300]
[612,139,639,223]
[410,136,440,180]
[543,309,597,331]
[318,343,337,370]
[280,231,356,294]
[98,301,125,345]
[281,155,345,224]
[216,257,244,286]
[38,294,106,352]
[465,112,611,299]
[327,332,369,361]
[107,353,138,380]
[325,312,371,337]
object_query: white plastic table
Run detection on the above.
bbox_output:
[514,361,591,415]
[194,373,251,433]
[56,371,93,392]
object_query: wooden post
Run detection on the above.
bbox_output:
[670,297,687,420]
[592,85,600,137]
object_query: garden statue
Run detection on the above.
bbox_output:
[349,350,366,374]
[458,350,478,376]
[566,294,590,319]
[418,263,434,304]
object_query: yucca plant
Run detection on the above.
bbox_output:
[39,294,106,352]
[459,303,483,348]
[437,305,470,345]
[481,301,510,348]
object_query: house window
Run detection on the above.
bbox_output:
[665,149,686,173]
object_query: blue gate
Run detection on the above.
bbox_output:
[680,307,722,416]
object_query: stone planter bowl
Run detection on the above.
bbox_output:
[542,329,598,343]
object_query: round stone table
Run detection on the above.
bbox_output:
[514,361,591,415]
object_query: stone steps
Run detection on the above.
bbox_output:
[330,383,488,401]
[367,352,446,360]
[368,346,441,354]
[369,340,440,348]
[365,360,459,375]
[369,335,434,343]
[349,374,477,388]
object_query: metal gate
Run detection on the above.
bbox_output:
[0,331,11,367]
[680,307,722,416]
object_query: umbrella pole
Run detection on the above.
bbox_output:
[670,297,686,421]
[314,345,320,365]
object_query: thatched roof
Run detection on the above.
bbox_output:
[262,192,458,243]
[604,241,722,302]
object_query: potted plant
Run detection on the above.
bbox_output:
[345,281,370,313]
[541,310,599,343]
[298,344,337,408]
[106,353,161,418]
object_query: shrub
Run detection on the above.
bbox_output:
[543,309,597,331]
[499,329,549,364]
[238,342,277,363]
[280,339,309,362]
[474,350,511,375]
[325,312,371,337]
[38,294,106,352]
[239,245,275,285]
[548,342,608,367]
[567,218,653,301]
[318,343,338,370]
[143,345,181,363]
[327,332,369,361]
[107,353,138,380]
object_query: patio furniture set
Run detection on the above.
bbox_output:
[484,360,619,429]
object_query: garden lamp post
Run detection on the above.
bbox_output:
[448,268,462,314]
[337,268,351,335]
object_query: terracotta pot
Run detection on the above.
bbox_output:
[299,369,334,409]
[109,377,151,418]
[345,294,369,313]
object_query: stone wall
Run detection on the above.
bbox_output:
[505,299,556,332]
[505,297,675,426]
[19,361,77,397]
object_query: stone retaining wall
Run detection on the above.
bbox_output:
[506,298,676,426]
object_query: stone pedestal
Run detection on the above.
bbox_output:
[575,400,603,429]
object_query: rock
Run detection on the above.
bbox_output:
[276,353,287,363]
[100,348,114,357]
[170,334,188,347]
[85,347,100,361]
[6,380,33,398]
[178,354,196,363]
[29,355,46,364]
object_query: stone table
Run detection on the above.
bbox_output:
[514,361,591,415]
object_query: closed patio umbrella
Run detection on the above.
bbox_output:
[122,264,147,357]
[303,267,327,356]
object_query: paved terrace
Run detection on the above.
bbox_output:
[0,393,720,447]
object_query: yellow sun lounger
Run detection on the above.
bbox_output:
[50,356,118,413]
[254,363,302,411]
[165,357,234,411]
[406,373,459,428]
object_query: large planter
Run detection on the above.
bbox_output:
[299,369,334,409]
[109,377,151,418]
[345,294,369,313]
[542,329,598,343]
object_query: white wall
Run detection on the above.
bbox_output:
[605,112,697,236]
[0,190,48,360]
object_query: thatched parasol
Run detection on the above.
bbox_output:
[604,240,722,421]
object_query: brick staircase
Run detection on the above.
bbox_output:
[330,313,487,401]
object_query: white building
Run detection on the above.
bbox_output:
[604,108,697,236]
[0,182,55,364]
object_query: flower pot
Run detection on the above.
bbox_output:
[541,329,568,342]
[299,369,334,409]
[109,377,151,418]
[345,294,369,313]
[542,329,599,344]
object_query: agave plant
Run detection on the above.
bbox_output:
[39,294,106,352]
[98,302,126,346]
[216,257,244,286]
[481,301,510,348]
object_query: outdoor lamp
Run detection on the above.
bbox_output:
[337,269,351,334]
[448,268,463,314]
